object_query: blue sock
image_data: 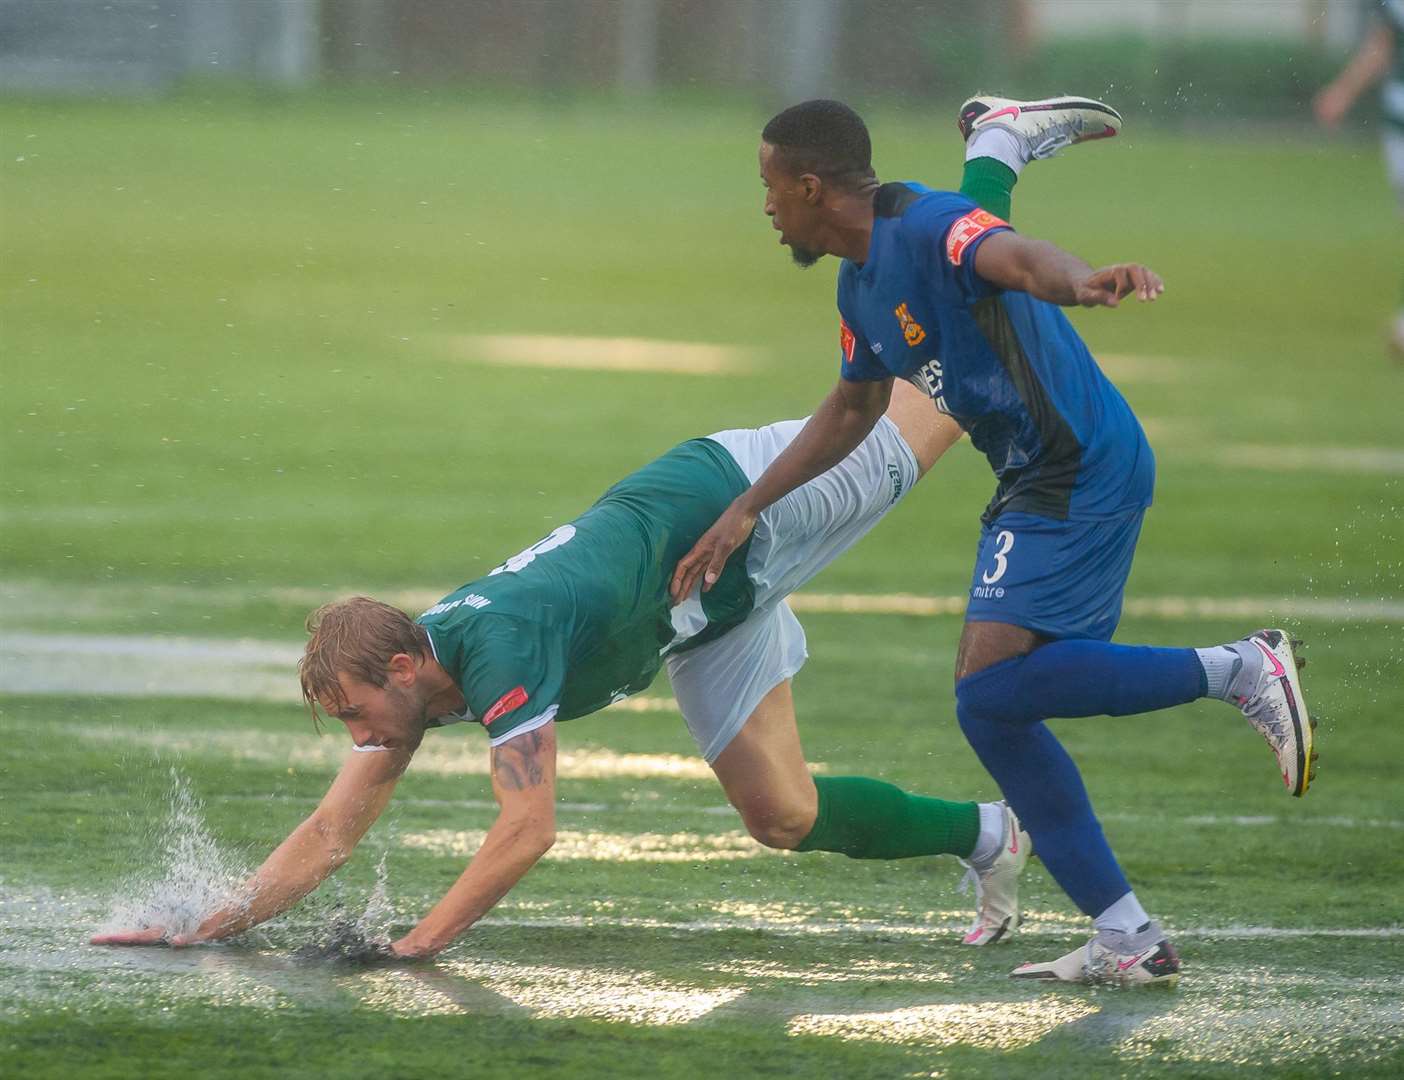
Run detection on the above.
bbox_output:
[954,641,1204,917]
[998,640,1207,718]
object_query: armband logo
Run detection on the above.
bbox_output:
[839,317,857,365]
[894,302,926,347]
[946,209,1007,266]
[483,685,528,727]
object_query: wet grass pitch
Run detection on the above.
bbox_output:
[2,93,1402,1076]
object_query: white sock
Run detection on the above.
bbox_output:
[965,128,1028,175]
[1093,891,1151,936]
[967,802,1007,869]
[1195,645,1242,701]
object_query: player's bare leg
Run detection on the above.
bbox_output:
[708,675,1029,943]
[954,619,1045,682]
[709,679,818,849]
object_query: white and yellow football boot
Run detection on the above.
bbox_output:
[960,802,1031,946]
[1233,629,1316,797]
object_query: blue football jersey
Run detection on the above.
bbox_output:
[836,182,1155,523]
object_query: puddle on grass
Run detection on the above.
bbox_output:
[2,771,1401,1065]
[787,997,1102,1049]
[4,880,1403,1064]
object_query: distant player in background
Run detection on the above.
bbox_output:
[1314,0,1404,357]
[672,96,1317,987]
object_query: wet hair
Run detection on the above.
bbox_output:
[762,99,875,190]
[299,596,430,727]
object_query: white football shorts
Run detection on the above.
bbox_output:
[666,414,919,762]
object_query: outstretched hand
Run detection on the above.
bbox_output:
[669,501,757,604]
[1074,264,1164,308]
[91,926,208,947]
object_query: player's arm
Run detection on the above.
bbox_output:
[92,743,412,947]
[391,723,557,958]
[971,230,1164,309]
[669,375,893,602]
[1315,20,1394,127]
[885,378,964,479]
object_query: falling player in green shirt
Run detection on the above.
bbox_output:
[92,94,1123,961]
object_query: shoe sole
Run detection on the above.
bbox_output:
[1009,967,1061,981]
[1261,630,1314,797]
[1008,964,1181,986]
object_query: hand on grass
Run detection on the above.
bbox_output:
[389,933,439,961]
[89,926,213,947]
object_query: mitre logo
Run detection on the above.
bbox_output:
[894,302,926,347]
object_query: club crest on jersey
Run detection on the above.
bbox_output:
[894,302,926,347]
[482,685,528,727]
[839,316,857,365]
[946,209,1007,266]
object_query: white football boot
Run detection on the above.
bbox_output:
[1011,926,1181,987]
[960,802,1031,946]
[1232,629,1316,797]
[958,94,1122,159]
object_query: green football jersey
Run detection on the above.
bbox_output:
[417,438,755,743]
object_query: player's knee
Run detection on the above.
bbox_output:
[740,805,815,850]
[949,662,1027,730]
[956,672,1007,752]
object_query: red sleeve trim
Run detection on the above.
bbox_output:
[482,685,528,727]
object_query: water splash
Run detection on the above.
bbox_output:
[95,767,251,940]
[293,853,396,964]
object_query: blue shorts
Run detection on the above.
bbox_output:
[965,509,1146,641]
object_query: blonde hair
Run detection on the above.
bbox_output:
[299,596,431,726]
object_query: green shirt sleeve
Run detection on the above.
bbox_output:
[456,615,568,745]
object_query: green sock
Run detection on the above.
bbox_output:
[794,775,980,860]
[959,157,1018,222]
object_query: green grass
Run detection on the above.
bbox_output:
[2,92,1402,1078]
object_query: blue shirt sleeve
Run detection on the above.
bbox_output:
[835,266,890,383]
[901,192,1013,306]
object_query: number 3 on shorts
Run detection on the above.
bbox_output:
[981,530,1015,585]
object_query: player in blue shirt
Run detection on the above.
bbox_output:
[673,97,1317,986]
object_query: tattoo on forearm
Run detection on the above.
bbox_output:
[491,728,548,791]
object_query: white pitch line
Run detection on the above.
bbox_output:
[2,578,1399,703]
[448,334,758,376]
[1219,444,1404,476]
[474,914,1404,941]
